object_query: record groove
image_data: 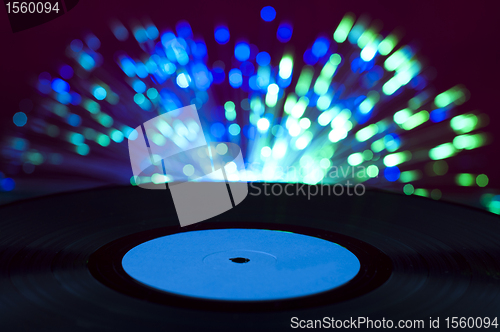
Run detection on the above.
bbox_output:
[1,183,500,331]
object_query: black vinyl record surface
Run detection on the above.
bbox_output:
[1,183,500,331]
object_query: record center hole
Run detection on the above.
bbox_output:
[229,257,250,264]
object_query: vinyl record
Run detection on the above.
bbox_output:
[1,183,500,331]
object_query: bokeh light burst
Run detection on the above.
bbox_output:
[1,8,498,214]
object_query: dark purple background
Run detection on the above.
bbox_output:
[0,0,498,191]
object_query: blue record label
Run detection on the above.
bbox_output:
[122,229,360,301]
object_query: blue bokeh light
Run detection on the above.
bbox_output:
[78,53,95,71]
[192,63,212,90]
[120,57,136,77]
[112,25,128,41]
[59,65,74,79]
[430,108,448,123]
[146,26,159,40]
[303,49,318,65]
[212,67,225,84]
[0,178,15,192]
[248,75,258,90]
[214,26,230,44]
[192,42,207,58]
[51,79,69,93]
[176,21,193,38]
[228,123,241,136]
[234,43,250,62]
[133,80,147,93]
[410,75,426,90]
[13,112,27,127]
[56,92,71,104]
[384,134,401,151]
[67,113,82,127]
[70,39,83,52]
[260,6,276,22]
[277,23,293,43]
[351,57,374,73]
[244,125,256,139]
[39,72,51,82]
[135,63,148,78]
[312,37,330,58]
[366,66,383,82]
[160,32,175,46]
[256,52,271,66]
[384,166,401,182]
[37,82,50,94]
[240,61,255,76]
[70,92,82,105]
[211,122,225,138]
[228,68,243,88]
[86,35,101,51]
[134,28,148,43]
[93,86,107,100]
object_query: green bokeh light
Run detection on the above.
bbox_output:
[367,165,379,178]
[333,13,355,43]
[96,134,110,147]
[414,188,429,197]
[295,66,314,96]
[432,160,448,176]
[383,151,411,167]
[450,114,478,134]
[401,111,429,130]
[400,170,421,183]
[224,101,235,112]
[476,174,489,187]
[378,34,397,56]
[403,184,414,195]
[456,173,474,186]
[453,133,486,150]
[429,143,457,160]
[431,189,442,200]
